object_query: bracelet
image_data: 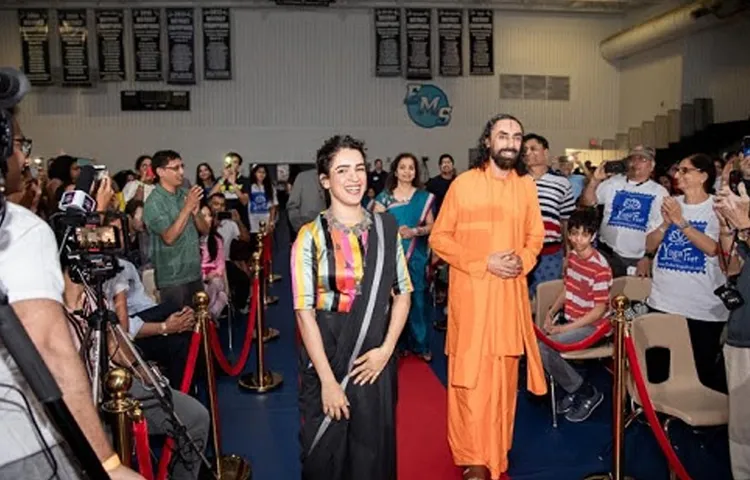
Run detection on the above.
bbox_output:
[102,454,121,472]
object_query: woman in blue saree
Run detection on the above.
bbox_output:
[374,153,435,361]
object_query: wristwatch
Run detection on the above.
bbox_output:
[160,322,168,336]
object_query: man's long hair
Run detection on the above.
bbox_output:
[471,113,527,176]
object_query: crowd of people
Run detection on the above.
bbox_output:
[2,100,750,480]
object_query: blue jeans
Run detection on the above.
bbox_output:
[537,325,597,393]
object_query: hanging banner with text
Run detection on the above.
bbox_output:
[438,9,462,77]
[18,9,53,86]
[202,8,232,80]
[96,9,125,82]
[405,9,432,80]
[132,8,163,82]
[468,10,493,76]
[373,8,401,77]
[58,9,91,87]
[166,8,196,85]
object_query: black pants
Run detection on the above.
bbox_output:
[645,306,728,394]
[133,302,199,388]
[598,242,639,278]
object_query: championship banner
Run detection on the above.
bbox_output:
[18,9,53,86]
[468,9,494,76]
[166,8,196,85]
[132,8,163,82]
[58,9,91,87]
[96,9,126,82]
[374,8,402,77]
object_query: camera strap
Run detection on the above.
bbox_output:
[717,231,737,275]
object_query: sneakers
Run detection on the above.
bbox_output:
[556,393,577,414]
[565,388,604,423]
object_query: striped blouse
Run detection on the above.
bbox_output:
[291,212,413,313]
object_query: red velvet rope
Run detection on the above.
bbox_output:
[208,278,260,376]
[533,321,611,352]
[132,416,154,480]
[156,328,203,480]
[624,334,693,480]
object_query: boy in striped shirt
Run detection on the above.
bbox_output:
[538,208,613,422]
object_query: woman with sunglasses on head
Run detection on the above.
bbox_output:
[644,153,729,393]
[291,135,412,480]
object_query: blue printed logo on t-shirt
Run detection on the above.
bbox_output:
[656,222,708,274]
[607,190,655,232]
[250,190,269,214]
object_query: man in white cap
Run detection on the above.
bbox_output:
[580,145,669,277]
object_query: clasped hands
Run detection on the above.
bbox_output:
[321,346,391,421]
[487,250,522,279]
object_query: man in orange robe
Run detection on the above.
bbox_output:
[429,114,548,480]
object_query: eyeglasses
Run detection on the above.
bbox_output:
[161,163,185,172]
[13,137,32,158]
[677,167,699,174]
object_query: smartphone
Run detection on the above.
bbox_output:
[604,160,627,175]
[742,135,750,157]
[93,164,109,181]
[217,211,232,221]
[728,170,750,195]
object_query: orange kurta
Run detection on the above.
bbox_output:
[429,166,547,479]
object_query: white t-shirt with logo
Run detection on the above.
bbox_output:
[647,196,729,322]
[248,184,278,233]
[596,175,669,259]
[0,203,65,466]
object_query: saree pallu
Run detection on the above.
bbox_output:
[299,213,400,480]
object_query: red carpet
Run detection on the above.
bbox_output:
[396,356,460,479]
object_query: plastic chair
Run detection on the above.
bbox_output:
[626,313,728,429]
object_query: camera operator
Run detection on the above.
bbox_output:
[715,178,750,479]
[0,106,142,477]
[580,145,669,277]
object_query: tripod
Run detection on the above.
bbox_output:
[72,263,216,479]
[0,291,110,479]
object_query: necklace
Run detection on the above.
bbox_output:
[325,208,371,295]
[325,208,372,237]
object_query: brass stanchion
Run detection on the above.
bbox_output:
[101,368,136,468]
[584,295,635,480]
[194,292,252,480]
[238,252,284,393]
[258,222,279,306]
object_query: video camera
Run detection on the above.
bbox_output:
[51,209,129,284]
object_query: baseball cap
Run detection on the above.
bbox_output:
[627,145,655,161]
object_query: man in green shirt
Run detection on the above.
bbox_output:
[143,150,210,308]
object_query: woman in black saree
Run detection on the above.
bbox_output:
[291,135,413,480]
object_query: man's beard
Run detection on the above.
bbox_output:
[490,148,520,170]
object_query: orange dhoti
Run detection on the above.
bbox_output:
[430,166,548,479]
[447,355,520,478]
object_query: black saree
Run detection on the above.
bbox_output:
[299,213,400,480]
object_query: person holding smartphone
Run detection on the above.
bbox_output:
[580,145,669,277]
[714,165,750,480]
